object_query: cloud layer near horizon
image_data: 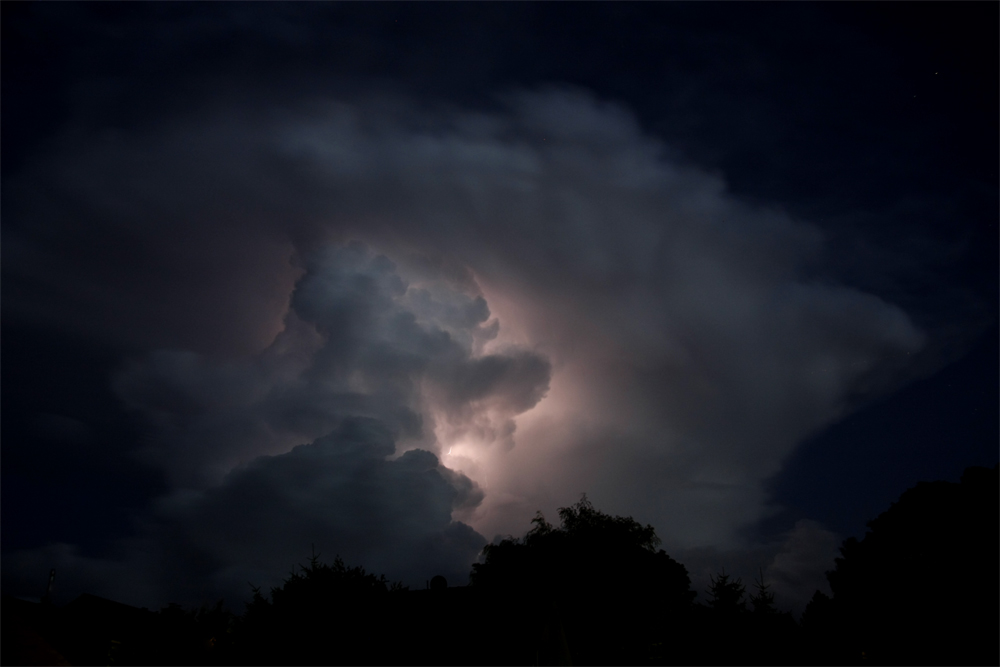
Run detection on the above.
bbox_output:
[3,88,927,609]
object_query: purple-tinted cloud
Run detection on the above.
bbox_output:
[4,87,932,609]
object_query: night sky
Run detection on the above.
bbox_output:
[3,3,997,615]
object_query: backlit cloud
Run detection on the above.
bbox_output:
[3,86,928,608]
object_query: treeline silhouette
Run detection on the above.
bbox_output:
[3,465,996,665]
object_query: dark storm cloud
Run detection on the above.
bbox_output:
[14,242,545,603]
[111,241,551,484]
[146,418,485,606]
[2,420,485,609]
[262,87,925,546]
[5,3,994,611]
[2,85,935,608]
[432,352,553,415]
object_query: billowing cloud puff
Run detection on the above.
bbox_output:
[1,421,486,608]
[147,418,486,605]
[113,242,550,489]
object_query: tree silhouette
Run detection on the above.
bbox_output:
[471,495,695,664]
[472,495,694,610]
[748,568,776,614]
[811,464,999,665]
[233,549,405,665]
[705,570,746,614]
[13,465,997,666]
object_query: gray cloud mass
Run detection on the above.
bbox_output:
[3,87,930,610]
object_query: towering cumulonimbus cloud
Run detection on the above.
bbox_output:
[264,87,924,547]
[2,86,927,607]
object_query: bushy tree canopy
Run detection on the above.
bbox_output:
[806,464,999,665]
[235,551,405,665]
[471,495,694,610]
[705,571,746,614]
